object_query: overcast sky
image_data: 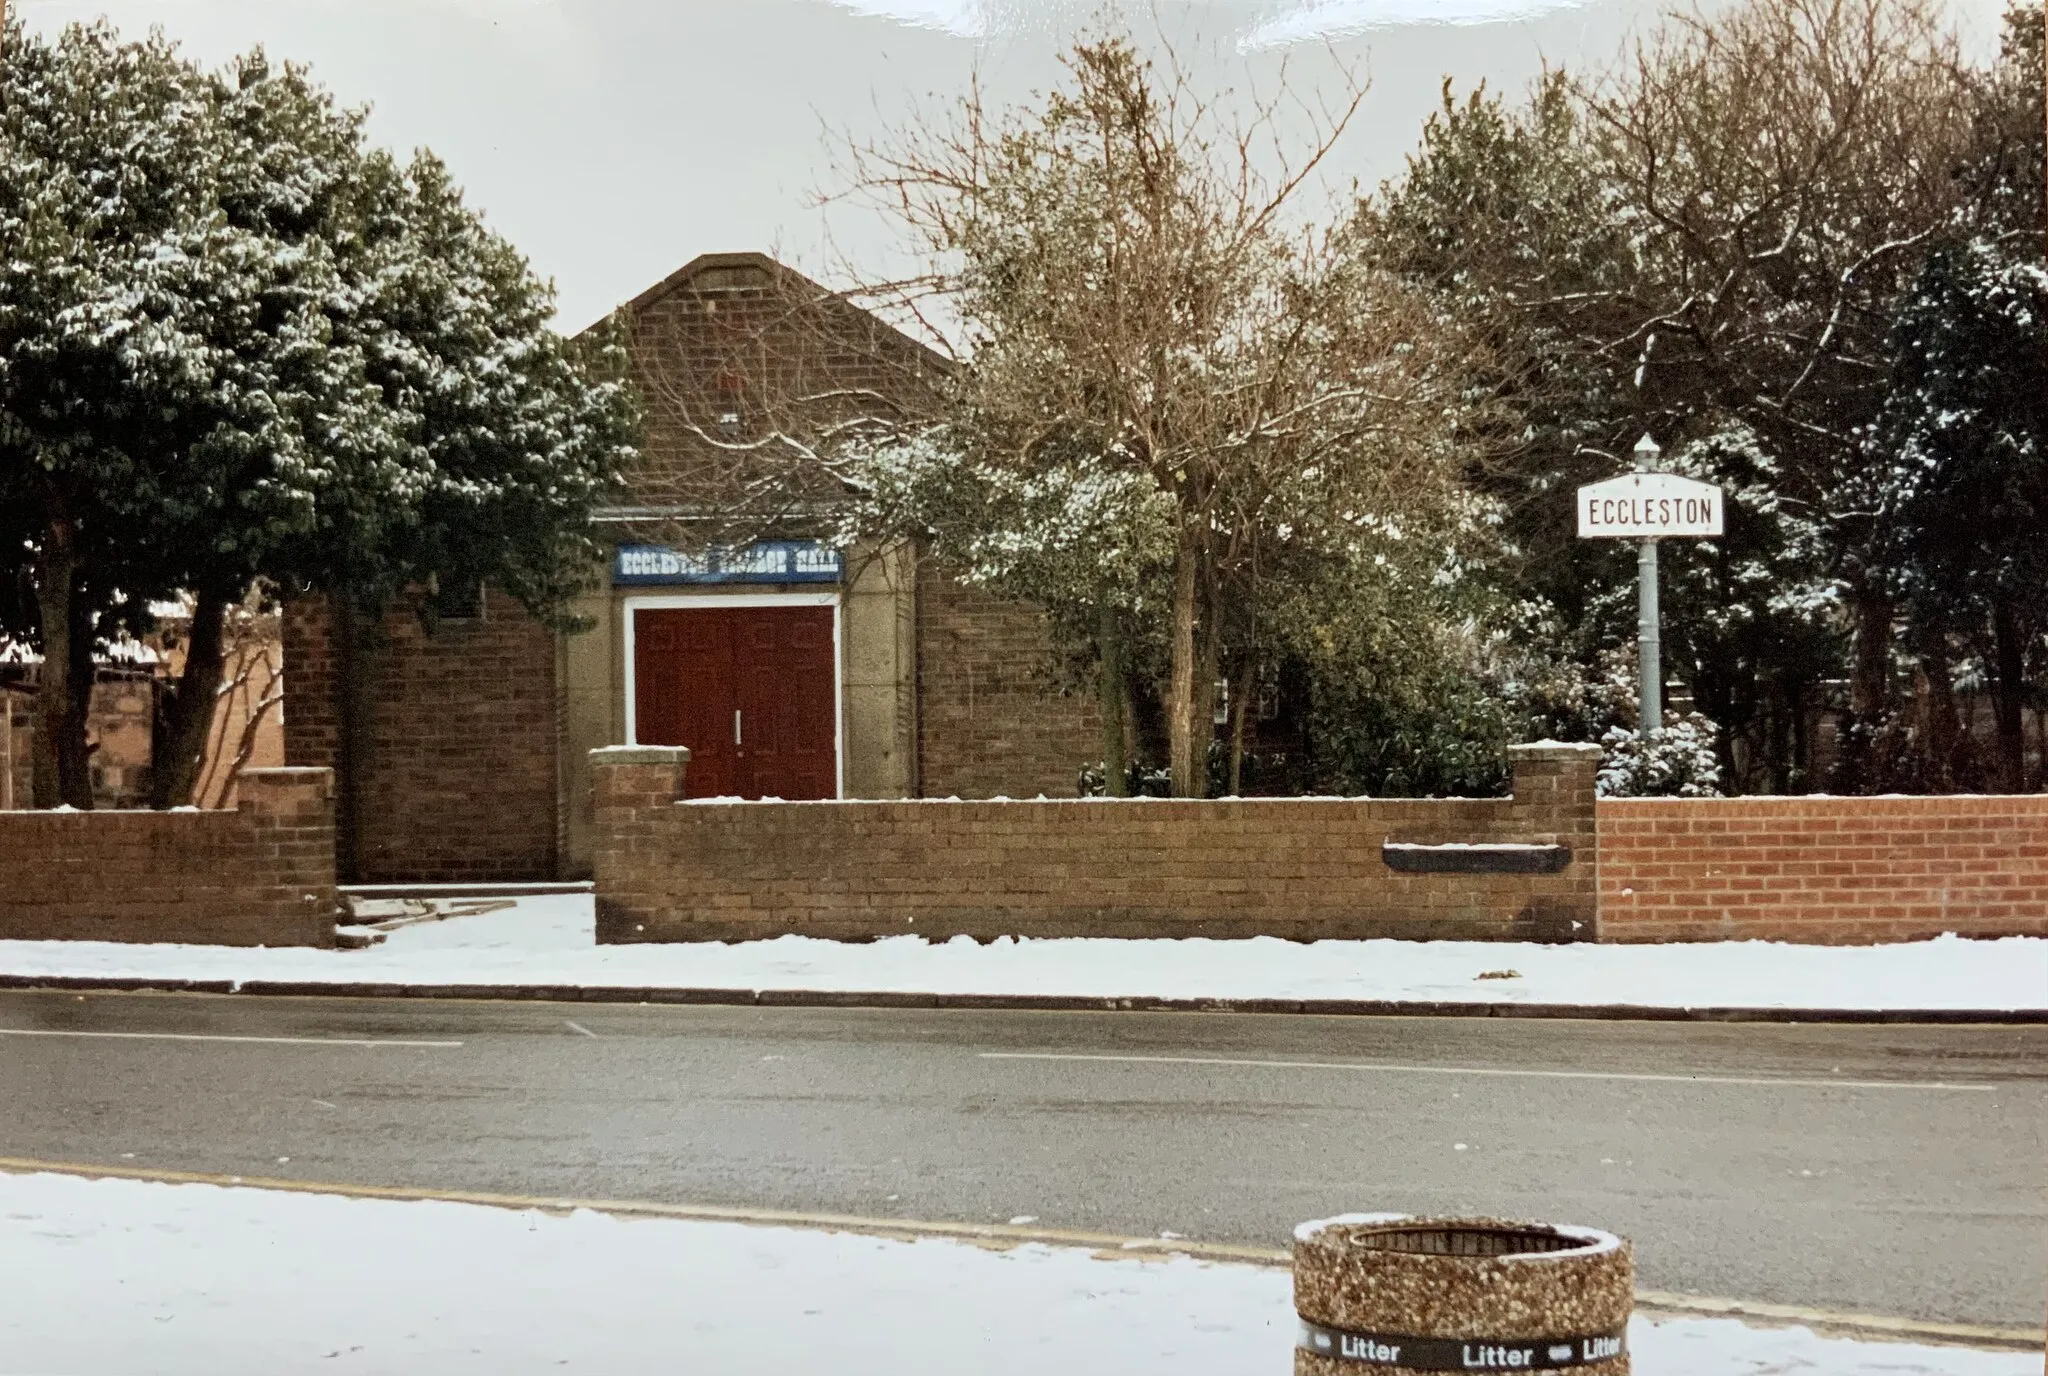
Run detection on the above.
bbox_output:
[16,0,2012,333]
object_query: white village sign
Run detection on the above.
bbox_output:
[1576,437,1726,733]
[1576,472,1724,540]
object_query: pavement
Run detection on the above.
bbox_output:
[10,1171,2039,1376]
[7,894,2043,1019]
[0,988,2043,1331]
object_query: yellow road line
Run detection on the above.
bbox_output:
[0,1155,2037,1352]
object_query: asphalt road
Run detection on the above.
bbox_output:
[0,990,2043,1328]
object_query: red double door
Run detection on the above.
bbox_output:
[631,604,837,800]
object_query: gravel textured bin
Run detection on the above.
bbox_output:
[1294,1214,1632,1375]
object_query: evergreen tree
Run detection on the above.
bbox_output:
[1365,0,2007,792]
[0,20,637,808]
[1868,240,2047,792]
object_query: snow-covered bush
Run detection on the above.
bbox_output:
[1076,761,1174,798]
[1597,713,1723,797]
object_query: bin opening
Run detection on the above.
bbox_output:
[1340,1223,1589,1258]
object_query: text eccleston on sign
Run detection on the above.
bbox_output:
[1575,472,1724,540]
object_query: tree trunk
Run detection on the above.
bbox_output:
[2033,703,2046,794]
[1192,593,1222,796]
[1919,649,1966,792]
[331,595,379,884]
[1989,595,2027,793]
[1849,581,1894,721]
[148,585,232,809]
[1165,523,1205,798]
[1765,684,1793,796]
[30,517,92,809]
[1836,578,1894,793]
[1226,657,1254,796]
[1096,596,1128,797]
[224,672,283,805]
[1789,680,1813,795]
[62,579,95,802]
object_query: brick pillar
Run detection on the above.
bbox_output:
[1507,742,1603,942]
[590,746,689,943]
[238,766,339,947]
[591,745,690,813]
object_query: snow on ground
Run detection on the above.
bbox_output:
[0,1170,2030,1376]
[1,895,2043,1011]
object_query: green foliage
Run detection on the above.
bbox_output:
[1865,239,2048,789]
[847,35,1475,795]
[0,19,638,803]
[1360,0,2041,795]
[0,21,636,625]
[1873,243,2047,619]
[1597,714,1724,798]
[1652,427,1844,792]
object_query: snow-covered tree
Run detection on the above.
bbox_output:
[0,23,231,807]
[1650,425,1842,792]
[1365,0,1989,793]
[843,37,1477,795]
[1867,240,2047,792]
[0,21,636,808]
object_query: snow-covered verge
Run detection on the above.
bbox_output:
[1,895,2043,1012]
[0,1170,2030,1375]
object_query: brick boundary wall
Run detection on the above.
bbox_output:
[0,768,338,947]
[1597,794,2048,944]
[591,743,1600,944]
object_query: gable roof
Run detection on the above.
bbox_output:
[589,251,950,372]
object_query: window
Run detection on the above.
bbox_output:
[429,578,485,622]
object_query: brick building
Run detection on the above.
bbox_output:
[3,603,285,813]
[284,252,1099,882]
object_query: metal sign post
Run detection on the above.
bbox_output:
[1637,538,1662,732]
[1576,436,1725,734]
[1633,437,1664,732]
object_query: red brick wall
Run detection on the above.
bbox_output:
[591,744,1598,943]
[0,767,336,946]
[620,256,942,515]
[1597,795,2048,943]
[2,674,185,809]
[915,567,1102,800]
[283,590,559,882]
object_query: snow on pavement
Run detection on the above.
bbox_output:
[0,1169,2030,1375]
[1,895,2043,1011]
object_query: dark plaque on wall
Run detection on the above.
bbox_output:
[1381,843,1573,875]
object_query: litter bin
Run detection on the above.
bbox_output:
[1294,1214,1631,1375]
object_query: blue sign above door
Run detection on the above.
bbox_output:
[613,541,843,586]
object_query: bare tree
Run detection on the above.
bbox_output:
[611,254,947,556]
[189,600,283,810]
[1369,0,1998,792]
[840,37,1476,794]
[1580,0,1981,768]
